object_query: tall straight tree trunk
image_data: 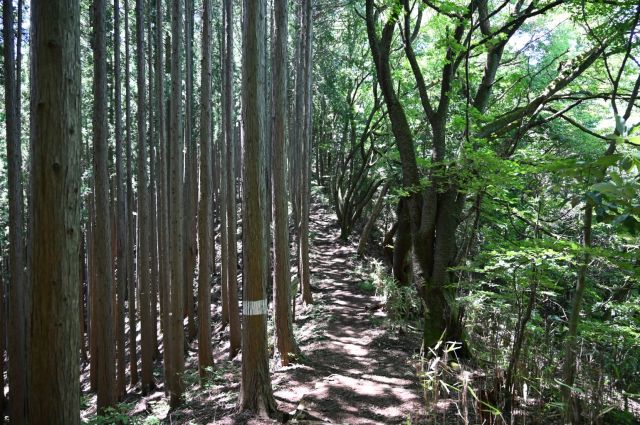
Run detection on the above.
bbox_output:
[168,0,186,408]
[224,0,242,358]
[212,31,222,256]
[16,0,26,364]
[88,193,98,391]
[15,0,23,171]
[272,0,299,366]
[113,0,128,400]
[220,24,230,329]
[136,0,154,394]
[291,0,303,293]
[110,183,118,334]
[80,232,88,365]
[28,0,81,421]
[562,202,593,424]
[298,0,313,305]
[147,6,160,359]
[0,262,6,414]
[124,0,139,387]
[92,0,116,411]
[239,0,277,416]
[198,0,215,378]
[263,0,273,291]
[150,127,160,358]
[156,0,170,357]
[126,114,139,376]
[183,0,198,343]
[218,3,230,329]
[3,0,28,419]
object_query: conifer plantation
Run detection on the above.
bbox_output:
[2,0,640,424]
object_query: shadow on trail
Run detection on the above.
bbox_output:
[272,201,425,425]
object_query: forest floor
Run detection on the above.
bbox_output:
[79,199,428,424]
[265,201,426,424]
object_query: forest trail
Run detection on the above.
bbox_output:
[269,201,425,424]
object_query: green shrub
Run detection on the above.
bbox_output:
[601,408,639,425]
[369,260,420,324]
[357,280,376,294]
[85,403,138,425]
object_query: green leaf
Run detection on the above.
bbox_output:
[626,135,640,146]
[611,213,630,226]
[591,182,619,197]
[619,156,634,171]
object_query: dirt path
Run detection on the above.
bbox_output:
[270,202,425,424]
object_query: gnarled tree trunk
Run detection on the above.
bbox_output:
[357,182,389,257]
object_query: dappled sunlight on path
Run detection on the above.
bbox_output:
[271,201,425,424]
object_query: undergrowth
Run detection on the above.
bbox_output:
[367,260,421,328]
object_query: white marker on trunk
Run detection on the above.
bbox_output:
[243,299,268,316]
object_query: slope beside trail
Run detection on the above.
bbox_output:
[268,201,426,424]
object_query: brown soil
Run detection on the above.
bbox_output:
[268,202,426,424]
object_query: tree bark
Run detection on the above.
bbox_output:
[113,0,128,400]
[291,0,302,279]
[183,0,197,343]
[264,0,273,295]
[92,0,117,410]
[3,0,28,421]
[223,0,242,358]
[168,0,186,408]
[88,193,97,391]
[220,32,230,327]
[382,221,397,267]
[124,0,139,386]
[198,0,215,378]
[357,182,389,256]
[136,0,154,394]
[80,231,88,364]
[272,0,299,366]
[299,0,313,306]
[146,5,159,360]
[239,0,277,416]
[155,0,170,364]
[218,3,230,328]
[393,198,412,287]
[110,182,118,342]
[0,262,6,414]
[562,202,593,424]
[28,0,81,421]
